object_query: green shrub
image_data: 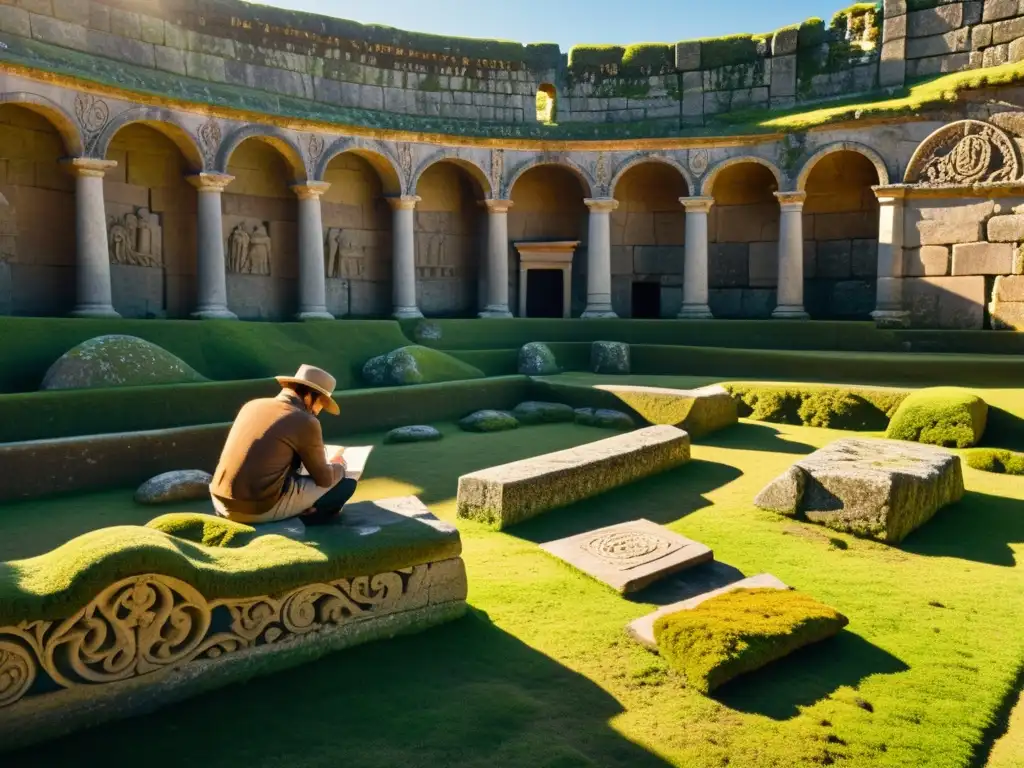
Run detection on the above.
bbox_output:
[725,383,908,430]
[146,513,256,548]
[654,588,848,693]
[698,34,767,69]
[621,43,674,72]
[568,44,626,72]
[797,18,827,49]
[965,448,1024,476]
[885,387,989,448]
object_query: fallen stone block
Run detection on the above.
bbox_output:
[754,437,965,543]
[457,425,691,529]
[596,384,738,438]
[540,519,712,594]
[135,469,212,505]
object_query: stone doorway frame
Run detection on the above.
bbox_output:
[514,241,579,318]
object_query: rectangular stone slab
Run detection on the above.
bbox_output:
[456,425,690,529]
[539,519,713,594]
[595,384,738,438]
[626,573,790,649]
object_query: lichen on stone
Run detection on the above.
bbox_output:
[41,335,206,391]
[518,342,560,376]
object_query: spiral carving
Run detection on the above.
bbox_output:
[197,119,222,167]
[73,94,110,136]
[0,642,35,706]
[906,120,1020,185]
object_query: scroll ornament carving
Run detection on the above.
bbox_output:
[74,93,109,149]
[108,208,162,267]
[689,149,709,177]
[227,222,272,275]
[398,144,414,187]
[307,134,325,176]
[490,149,504,196]
[197,119,222,168]
[905,120,1021,185]
[0,566,433,709]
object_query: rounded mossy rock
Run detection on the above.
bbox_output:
[575,407,635,430]
[459,409,520,433]
[965,448,1024,475]
[413,320,443,343]
[518,342,559,376]
[41,335,207,391]
[512,401,575,425]
[145,513,256,548]
[885,387,988,448]
[591,341,631,375]
[135,470,212,505]
[361,346,484,387]
[384,425,444,444]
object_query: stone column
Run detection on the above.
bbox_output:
[186,172,237,320]
[479,199,513,318]
[63,157,119,318]
[871,187,910,328]
[291,181,333,321]
[679,196,714,319]
[772,191,809,320]
[388,195,423,319]
[582,197,619,318]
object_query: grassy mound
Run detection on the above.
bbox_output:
[726,382,908,431]
[965,448,1024,476]
[41,335,207,390]
[886,387,988,448]
[653,588,849,694]
[146,513,256,548]
[363,346,485,387]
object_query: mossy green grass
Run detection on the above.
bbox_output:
[2,412,1023,767]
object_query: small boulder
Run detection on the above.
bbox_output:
[384,347,424,386]
[512,401,575,425]
[518,342,559,376]
[42,335,206,390]
[575,407,636,430]
[591,341,630,375]
[361,354,389,386]
[135,470,213,505]
[384,425,443,444]
[459,410,520,433]
[362,346,484,387]
[413,321,443,342]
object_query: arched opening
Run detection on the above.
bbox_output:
[322,152,395,317]
[104,123,197,318]
[803,150,880,320]
[223,138,299,320]
[509,165,588,317]
[0,105,76,316]
[415,161,485,317]
[611,162,690,317]
[536,84,557,124]
[708,162,780,318]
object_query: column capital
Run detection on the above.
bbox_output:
[481,198,514,213]
[291,181,331,200]
[187,172,234,192]
[680,196,714,213]
[871,184,908,203]
[387,195,421,211]
[584,197,619,213]
[61,157,117,178]
[774,190,807,209]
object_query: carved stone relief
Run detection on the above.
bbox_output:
[73,93,110,152]
[689,149,710,177]
[226,220,272,275]
[905,120,1022,185]
[107,207,162,267]
[581,528,682,572]
[324,228,389,280]
[397,143,414,189]
[490,149,504,196]
[197,119,222,168]
[595,152,610,193]
[306,134,325,177]
[416,232,463,278]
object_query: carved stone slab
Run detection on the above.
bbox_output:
[540,519,712,594]
[626,573,789,650]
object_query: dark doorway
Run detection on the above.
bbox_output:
[631,281,661,318]
[526,269,563,318]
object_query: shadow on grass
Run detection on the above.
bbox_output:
[701,421,817,456]
[12,609,675,768]
[629,560,747,607]
[715,630,910,721]
[901,490,1024,567]
[985,407,1024,452]
[970,658,1024,768]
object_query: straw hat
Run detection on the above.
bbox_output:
[275,364,340,415]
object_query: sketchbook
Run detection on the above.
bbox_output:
[298,445,373,481]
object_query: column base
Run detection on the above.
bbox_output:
[771,305,810,320]
[677,304,713,320]
[478,306,513,319]
[581,306,617,319]
[191,307,238,321]
[297,310,335,322]
[870,309,910,329]
[392,306,424,320]
[70,305,121,319]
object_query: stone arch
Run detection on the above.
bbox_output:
[0,92,83,156]
[94,106,203,170]
[609,154,694,198]
[796,142,890,192]
[216,124,306,181]
[505,156,594,199]
[315,138,403,195]
[700,155,784,197]
[411,152,491,198]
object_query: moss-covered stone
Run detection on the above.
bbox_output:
[653,588,848,694]
[41,335,206,391]
[146,513,256,548]
[574,407,635,430]
[885,388,988,448]
[512,401,576,425]
[518,342,560,376]
[599,384,738,438]
[384,425,444,444]
[591,341,631,375]
[362,346,484,387]
[458,410,520,433]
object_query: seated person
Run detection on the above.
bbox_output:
[210,365,356,525]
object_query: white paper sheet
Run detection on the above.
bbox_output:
[298,445,373,481]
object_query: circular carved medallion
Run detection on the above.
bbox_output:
[689,149,709,177]
[584,530,668,562]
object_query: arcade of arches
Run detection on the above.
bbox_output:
[0,105,883,322]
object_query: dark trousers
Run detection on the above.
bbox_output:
[301,477,358,525]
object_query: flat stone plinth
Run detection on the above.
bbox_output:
[540,519,713,594]
[627,573,789,649]
[456,425,690,529]
[596,384,738,438]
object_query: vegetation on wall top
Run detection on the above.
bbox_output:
[567,43,674,78]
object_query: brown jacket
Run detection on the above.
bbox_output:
[210,391,342,516]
